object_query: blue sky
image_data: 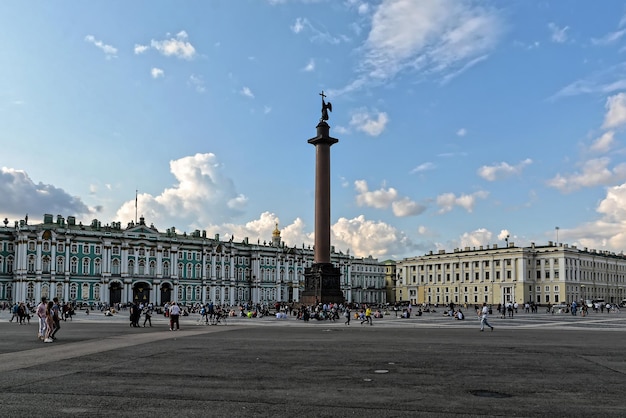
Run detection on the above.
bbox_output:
[3,0,626,260]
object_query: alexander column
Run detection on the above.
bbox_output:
[301,92,344,306]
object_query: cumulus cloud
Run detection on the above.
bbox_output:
[590,131,615,153]
[335,0,502,94]
[151,68,164,79]
[459,228,492,248]
[291,17,306,34]
[150,30,196,60]
[332,215,413,258]
[134,44,149,54]
[561,183,626,251]
[602,93,626,129]
[391,197,426,217]
[355,180,397,209]
[436,190,489,214]
[456,128,467,137]
[349,108,389,136]
[546,158,626,193]
[115,153,247,229]
[84,35,117,58]
[548,23,569,43]
[477,158,532,181]
[0,167,91,220]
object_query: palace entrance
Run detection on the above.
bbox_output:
[160,283,172,306]
[109,282,122,305]
[133,282,150,304]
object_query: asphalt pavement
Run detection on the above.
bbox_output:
[0,308,624,417]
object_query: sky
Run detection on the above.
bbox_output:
[3,0,626,261]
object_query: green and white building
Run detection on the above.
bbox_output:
[0,214,386,307]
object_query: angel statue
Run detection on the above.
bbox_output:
[320,90,332,121]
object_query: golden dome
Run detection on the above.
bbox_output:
[272,222,280,237]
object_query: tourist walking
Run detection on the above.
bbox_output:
[143,308,152,327]
[344,307,351,325]
[49,297,61,340]
[36,297,47,340]
[169,302,181,330]
[44,301,55,343]
[479,303,494,332]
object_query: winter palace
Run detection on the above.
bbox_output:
[0,214,385,307]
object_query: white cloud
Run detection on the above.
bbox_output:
[332,215,412,258]
[303,58,315,72]
[0,167,91,219]
[592,28,626,46]
[552,63,626,99]
[590,131,615,153]
[391,197,426,217]
[355,180,397,209]
[459,228,492,248]
[289,16,342,44]
[134,44,149,54]
[436,190,489,214]
[84,35,117,58]
[410,162,436,174]
[603,93,626,129]
[546,158,626,192]
[337,0,502,94]
[291,17,306,34]
[150,31,196,60]
[477,158,532,181]
[115,153,247,228]
[241,86,255,98]
[456,128,467,136]
[548,23,569,43]
[151,68,164,79]
[188,74,206,93]
[349,108,389,136]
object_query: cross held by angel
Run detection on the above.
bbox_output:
[320,90,332,121]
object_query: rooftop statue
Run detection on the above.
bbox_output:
[320,90,332,122]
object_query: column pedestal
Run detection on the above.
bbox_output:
[301,263,344,306]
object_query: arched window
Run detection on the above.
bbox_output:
[82,258,90,275]
[138,260,145,275]
[216,266,221,280]
[28,255,35,273]
[186,264,192,279]
[70,283,78,300]
[27,282,35,301]
[94,259,101,275]
[43,241,50,252]
[128,260,135,275]
[56,283,63,299]
[186,285,192,301]
[57,256,64,273]
[225,266,230,280]
[70,258,78,274]
[195,264,201,279]
[82,283,89,300]
[42,256,50,273]
[111,259,120,275]
[94,283,100,301]
[178,263,183,277]
[149,261,156,276]
[163,261,170,277]
[194,285,201,300]
[177,285,183,301]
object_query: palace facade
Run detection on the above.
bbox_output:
[395,241,626,306]
[0,214,386,307]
